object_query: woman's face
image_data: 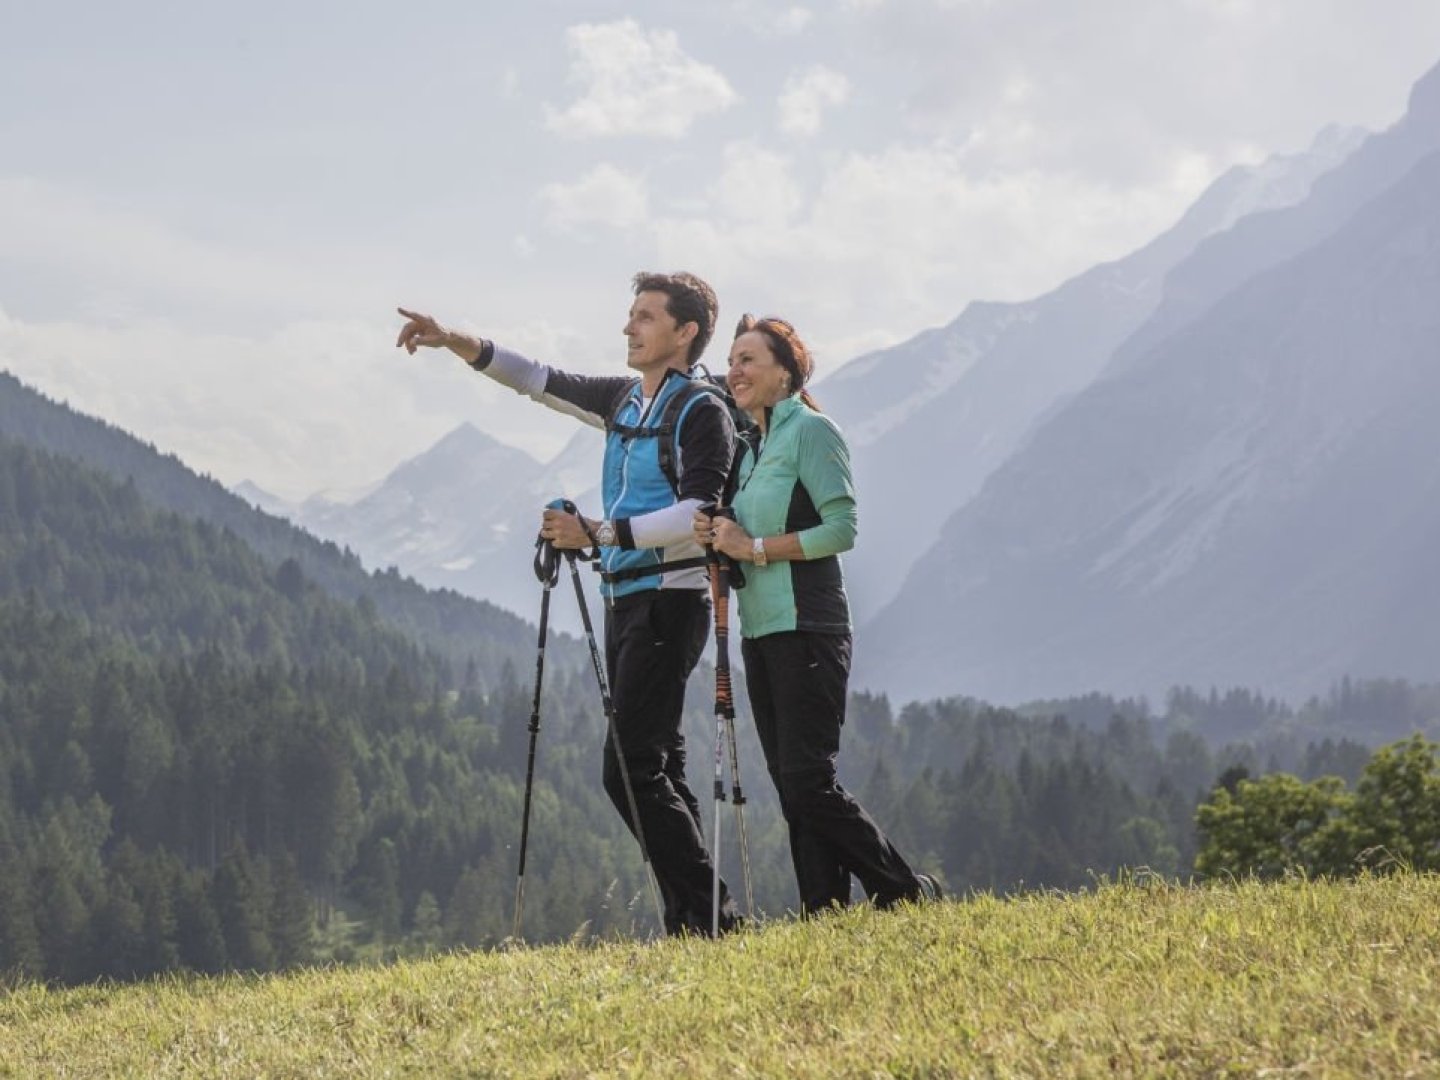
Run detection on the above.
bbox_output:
[727,330,790,413]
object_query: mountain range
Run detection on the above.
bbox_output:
[244,424,604,630]
[821,122,1365,620]
[857,60,1440,703]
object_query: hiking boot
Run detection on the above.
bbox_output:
[672,897,743,938]
[915,873,944,903]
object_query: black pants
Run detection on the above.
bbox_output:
[603,588,735,935]
[742,630,922,914]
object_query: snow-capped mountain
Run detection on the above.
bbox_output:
[822,124,1364,621]
[1109,60,1440,371]
[300,422,541,571]
[265,422,604,623]
[857,136,1440,703]
[231,479,293,518]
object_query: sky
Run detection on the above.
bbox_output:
[2,1,1439,500]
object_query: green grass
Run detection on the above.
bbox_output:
[3,874,1438,1077]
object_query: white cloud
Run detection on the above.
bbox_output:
[0,309,592,501]
[711,141,804,226]
[0,313,422,498]
[777,7,815,32]
[729,3,814,34]
[0,177,364,321]
[652,136,1202,362]
[852,0,1436,187]
[777,66,851,137]
[543,20,738,139]
[539,164,649,232]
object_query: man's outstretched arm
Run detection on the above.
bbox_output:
[397,305,628,426]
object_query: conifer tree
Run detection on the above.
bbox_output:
[175,870,227,974]
[269,851,315,968]
[0,837,42,977]
[213,844,275,972]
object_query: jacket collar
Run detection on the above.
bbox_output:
[762,393,803,434]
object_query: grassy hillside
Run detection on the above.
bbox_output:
[2,875,1437,1077]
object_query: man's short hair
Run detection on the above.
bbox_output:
[632,271,718,365]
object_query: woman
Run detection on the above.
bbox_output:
[693,315,941,915]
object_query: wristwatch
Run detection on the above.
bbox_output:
[595,519,617,547]
[751,536,768,567]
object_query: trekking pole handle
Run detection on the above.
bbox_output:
[540,497,599,566]
[699,504,746,590]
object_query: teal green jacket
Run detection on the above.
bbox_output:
[730,395,856,639]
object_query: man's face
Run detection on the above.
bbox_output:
[624,290,694,375]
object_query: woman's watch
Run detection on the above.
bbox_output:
[751,536,768,567]
[595,519,617,547]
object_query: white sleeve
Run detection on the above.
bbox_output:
[626,498,705,548]
[484,346,609,431]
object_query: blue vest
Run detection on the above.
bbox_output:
[600,371,711,599]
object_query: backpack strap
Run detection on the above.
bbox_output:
[603,377,645,432]
[604,375,715,495]
[725,424,761,504]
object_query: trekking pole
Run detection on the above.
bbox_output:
[513,531,563,941]
[549,499,666,932]
[707,569,726,938]
[703,505,756,927]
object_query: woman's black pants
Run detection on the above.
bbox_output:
[741,630,922,914]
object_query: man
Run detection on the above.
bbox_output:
[396,271,738,936]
